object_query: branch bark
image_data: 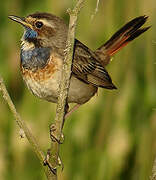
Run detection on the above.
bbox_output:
[91,0,100,21]
[0,75,55,179]
[0,0,85,179]
[47,0,85,179]
[151,158,156,180]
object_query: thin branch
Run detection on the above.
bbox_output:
[151,158,156,180]
[0,0,85,179]
[91,0,100,21]
[47,0,85,179]
[0,75,54,179]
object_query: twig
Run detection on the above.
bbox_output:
[47,0,85,179]
[91,0,100,21]
[151,158,156,180]
[0,75,54,179]
[0,0,85,179]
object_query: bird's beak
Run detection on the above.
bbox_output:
[8,15,32,29]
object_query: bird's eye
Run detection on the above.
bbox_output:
[35,21,43,28]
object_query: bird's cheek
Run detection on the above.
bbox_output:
[41,27,56,38]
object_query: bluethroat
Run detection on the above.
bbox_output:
[8,13,150,116]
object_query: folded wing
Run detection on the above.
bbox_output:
[72,40,117,89]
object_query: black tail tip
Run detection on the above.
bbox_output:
[138,15,150,25]
[137,15,149,22]
[143,15,149,20]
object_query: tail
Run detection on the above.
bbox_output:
[97,16,150,57]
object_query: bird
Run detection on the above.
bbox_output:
[9,13,150,117]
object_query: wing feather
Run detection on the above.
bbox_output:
[72,40,117,89]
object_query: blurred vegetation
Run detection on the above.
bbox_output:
[0,0,156,179]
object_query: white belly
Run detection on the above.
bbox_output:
[23,70,97,104]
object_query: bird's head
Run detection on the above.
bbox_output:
[9,12,68,51]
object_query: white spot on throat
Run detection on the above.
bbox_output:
[21,40,35,51]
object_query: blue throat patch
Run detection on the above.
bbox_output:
[24,28,38,40]
[21,47,51,71]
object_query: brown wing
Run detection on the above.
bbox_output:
[72,40,117,89]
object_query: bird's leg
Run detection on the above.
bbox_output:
[50,123,64,144]
[61,103,69,129]
[45,103,68,170]
[43,149,64,173]
[65,104,81,119]
[49,103,69,144]
[43,149,57,174]
[46,104,81,170]
[49,103,81,144]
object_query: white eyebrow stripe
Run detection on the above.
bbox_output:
[38,19,54,28]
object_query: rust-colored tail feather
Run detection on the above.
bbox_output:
[97,16,150,56]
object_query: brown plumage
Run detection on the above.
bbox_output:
[9,13,150,114]
[73,39,116,89]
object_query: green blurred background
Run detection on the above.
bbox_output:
[0,0,156,179]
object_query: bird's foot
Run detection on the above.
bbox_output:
[44,149,64,172]
[43,149,57,175]
[50,123,64,144]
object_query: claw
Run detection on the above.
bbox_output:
[43,149,57,175]
[50,123,64,144]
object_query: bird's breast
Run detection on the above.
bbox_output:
[20,46,51,70]
[21,52,97,104]
[21,53,63,102]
